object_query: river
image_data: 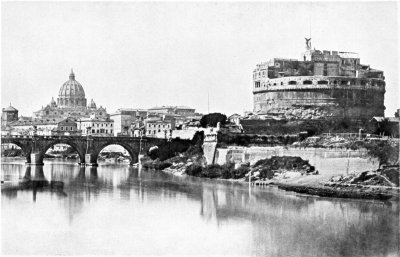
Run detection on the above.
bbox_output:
[1,159,399,256]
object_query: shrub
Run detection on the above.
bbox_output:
[185,164,203,176]
[259,168,275,179]
[156,162,172,170]
[380,167,399,187]
[359,140,399,167]
[202,164,223,178]
[232,165,250,179]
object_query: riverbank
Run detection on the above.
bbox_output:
[141,132,399,201]
[272,170,399,201]
[143,155,399,201]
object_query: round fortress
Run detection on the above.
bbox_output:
[252,42,386,121]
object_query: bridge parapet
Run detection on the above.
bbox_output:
[1,135,167,166]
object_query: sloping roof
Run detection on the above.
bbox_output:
[79,117,113,122]
[228,114,241,119]
[9,118,65,126]
[371,116,385,122]
[3,105,18,112]
[370,117,400,123]
[149,106,195,110]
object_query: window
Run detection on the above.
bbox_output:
[317,80,328,85]
[303,80,312,85]
[288,81,297,85]
[111,130,113,134]
[61,127,64,130]
[92,129,95,133]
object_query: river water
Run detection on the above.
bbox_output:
[1,159,399,256]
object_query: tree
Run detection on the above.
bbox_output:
[363,140,399,168]
[374,118,392,136]
[200,113,227,128]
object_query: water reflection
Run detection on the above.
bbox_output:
[2,166,67,201]
[1,161,399,256]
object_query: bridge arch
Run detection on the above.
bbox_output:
[39,141,86,165]
[1,140,32,163]
[92,142,139,165]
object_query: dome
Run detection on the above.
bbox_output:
[57,70,87,108]
[89,99,97,109]
[50,97,57,107]
[58,70,85,98]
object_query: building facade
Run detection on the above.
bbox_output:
[148,106,196,116]
[145,118,175,138]
[110,108,147,136]
[252,39,386,121]
[6,118,71,136]
[51,117,81,136]
[78,116,114,136]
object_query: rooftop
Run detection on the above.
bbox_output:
[3,104,18,112]
[9,118,66,126]
[149,105,195,110]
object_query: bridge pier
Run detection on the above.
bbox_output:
[85,154,98,167]
[134,154,145,166]
[30,153,44,166]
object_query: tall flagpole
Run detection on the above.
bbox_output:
[207,91,210,114]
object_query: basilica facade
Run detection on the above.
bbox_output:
[33,70,108,120]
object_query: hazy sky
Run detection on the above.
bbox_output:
[2,1,398,117]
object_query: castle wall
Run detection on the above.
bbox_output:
[253,76,385,120]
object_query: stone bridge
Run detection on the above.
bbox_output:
[1,135,167,166]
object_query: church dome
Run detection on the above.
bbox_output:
[57,70,87,108]
[58,70,85,98]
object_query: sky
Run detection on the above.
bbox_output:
[1,1,399,117]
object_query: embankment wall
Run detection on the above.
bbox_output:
[214,146,378,176]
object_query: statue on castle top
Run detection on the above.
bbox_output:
[305,37,312,50]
